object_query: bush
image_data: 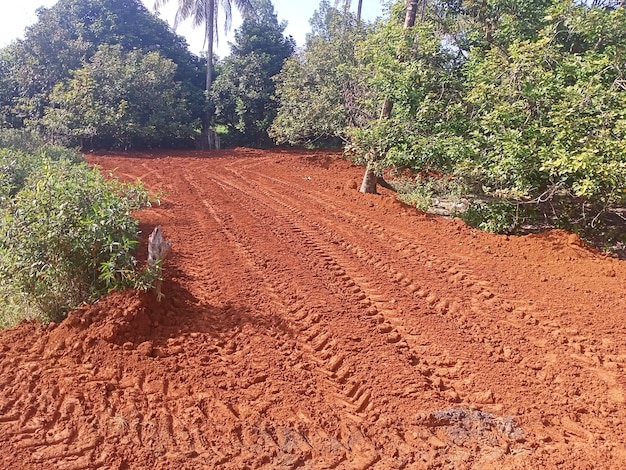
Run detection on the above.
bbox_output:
[0,130,83,208]
[0,129,82,163]
[0,159,151,324]
[460,201,523,234]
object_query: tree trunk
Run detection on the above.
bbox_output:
[201,0,216,150]
[404,0,419,28]
[359,1,417,194]
[360,164,378,193]
[357,0,363,22]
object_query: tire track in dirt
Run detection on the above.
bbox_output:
[100,153,626,465]
[219,159,540,394]
[223,155,626,450]
[178,168,411,464]
[135,159,388,467]
[181,163,536,465]
[3,150,626,469]
[177,167,385,466]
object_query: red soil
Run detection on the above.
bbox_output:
[1,149,626,469]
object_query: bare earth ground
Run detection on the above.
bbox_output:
[1,149,626,469]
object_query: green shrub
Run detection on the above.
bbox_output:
[0,160,151,323]
[460,201,522,234]
[0,148,42,204]
[0,129,82,163]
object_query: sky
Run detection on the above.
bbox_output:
[0,0,386,58]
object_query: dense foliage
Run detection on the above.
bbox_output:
[0,0,204,148]
[0,131,152,327]
[270,1,371,146]
[273,1,625,240]
[42,45,196,149]
[211,0,295,147]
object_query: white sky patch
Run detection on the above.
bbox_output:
[0,0,385,58]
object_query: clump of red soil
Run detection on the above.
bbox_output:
[1,149,626,469]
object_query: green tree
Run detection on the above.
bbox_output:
[335,0,365,21]
[42,45,196,148]
[210,0,294,146]
[154,0,252,149]
[1,0,204,140]
[270,1,370,146]
[459,0,554,49]
[0,46,20,128]
[354,0,444,193]
[459,2,626,207]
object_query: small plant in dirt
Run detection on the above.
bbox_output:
[0,157,153,326]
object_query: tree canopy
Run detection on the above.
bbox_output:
[0,0,204,147]
[42,45,196,148]
[270,1,370,146]
[210,0,295,147]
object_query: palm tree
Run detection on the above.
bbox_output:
[154,0,252,148]
[335,0,364,21]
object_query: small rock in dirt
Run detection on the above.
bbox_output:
[136,341,154,357]
[603,268,616,277]
[445,390,461,403]
[472,390,495,404]
[428,435,447,449]
[122,342,134,351]
[169,345,183,355]
[386,332,402,343]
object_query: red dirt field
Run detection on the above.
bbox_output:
[1,149,626,469]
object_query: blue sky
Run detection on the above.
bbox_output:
[0,0,386,58]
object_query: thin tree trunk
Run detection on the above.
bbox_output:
[359,99,393,193]
[404,0,419,28]
[357,0,363,22]
[206,0,214,93]
[202,0,216,150]
[359,0,419,194]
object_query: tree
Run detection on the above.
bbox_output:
[335,0,365,21]
[154,0,252,149]
[42,45,196,148]
[0,46,20,128]
[270,1,370,146]
[349,0,626,228]
[457,2,626,207]
[458,0,554,50]
[358,0,421,193]
[210,0,294,146]
[347,0,464,192]
[3,0,204,133]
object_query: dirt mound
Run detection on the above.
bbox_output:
[1,149,626,469]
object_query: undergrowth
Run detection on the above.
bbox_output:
[0,130,155,327]
[392,173,626,258]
